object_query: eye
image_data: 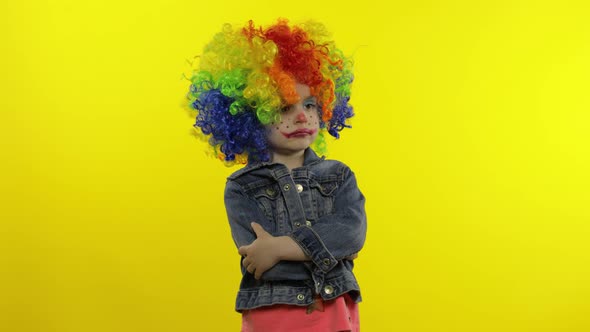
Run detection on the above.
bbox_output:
[280,105,291,113]
[304,102,317,110]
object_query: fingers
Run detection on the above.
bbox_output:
[239,242,258,276]
[241,255,264,280]
[245,264,264,280]
[242,256,256,275]
[250,222,267,238]
[242,255,251,268]
[246,263,256,275]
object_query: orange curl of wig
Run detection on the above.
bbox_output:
[242,19,344,121]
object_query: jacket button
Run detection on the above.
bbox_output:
[297,294,305,301]
[265,188,276,197]
[294,222,301,228]
[305,220,312,227]
[324,285,334,295]
[296,184,303,193]
[283,184,290,191]
[322,258,331,266]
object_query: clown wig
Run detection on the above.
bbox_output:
[186,19,354,164]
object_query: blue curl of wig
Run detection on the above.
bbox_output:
[192,89,270,162]
[327,74,354,138]
[327,95,354,138]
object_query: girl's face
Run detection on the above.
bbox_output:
[266,83,320,157]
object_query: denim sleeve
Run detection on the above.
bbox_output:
[289,167,367,274]
[223,180,263,249]
[224,180,311,280]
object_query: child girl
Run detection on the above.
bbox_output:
[186,19,367,332]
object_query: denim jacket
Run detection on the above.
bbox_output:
[224,148,367,312]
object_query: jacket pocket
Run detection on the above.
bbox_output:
[251,184,281,231]
[309,177,338,218]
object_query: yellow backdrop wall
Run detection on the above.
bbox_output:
[1,1,590,331]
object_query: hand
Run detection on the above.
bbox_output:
[238,222,282,280]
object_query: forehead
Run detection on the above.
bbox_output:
[294,83,312,99]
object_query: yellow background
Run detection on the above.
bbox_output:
[2,1,590,331]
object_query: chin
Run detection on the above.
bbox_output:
[283,141,311,153]
[289,144,311,152]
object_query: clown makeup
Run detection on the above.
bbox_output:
[266,83,320,166]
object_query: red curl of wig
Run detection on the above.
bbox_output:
[242,19,342,119]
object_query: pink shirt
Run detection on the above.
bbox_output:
[241,293,360,332]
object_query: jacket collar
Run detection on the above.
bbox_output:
[301,147,324,166]
[228,148,324,180]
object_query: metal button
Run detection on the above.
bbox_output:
[305,220,312,227]
[324,285,334,295]
[297,294,305,301]
[322,258,331,266]
[283,184,290,191]
[296,184,303,193]
[265,188,276,197]
[294,222,301,228]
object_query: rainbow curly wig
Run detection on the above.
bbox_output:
[186,19,354,164]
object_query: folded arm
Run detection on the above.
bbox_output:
[224,180,310,280]
[289,167,367,274]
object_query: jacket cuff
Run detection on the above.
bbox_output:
[290,225,338,273]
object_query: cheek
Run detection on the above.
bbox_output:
[274,116,293,130]
[268,118,288,139]
[266,127,283,147]
[309,113,320,127]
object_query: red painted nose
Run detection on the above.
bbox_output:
[296,112,307,122]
